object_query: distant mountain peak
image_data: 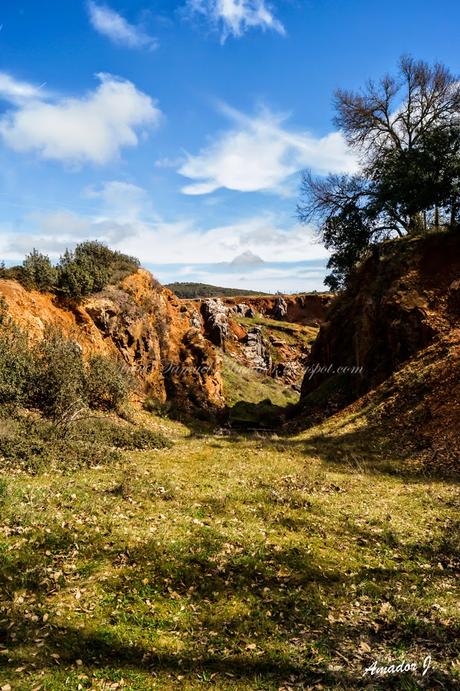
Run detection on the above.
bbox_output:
[231,251,264,266]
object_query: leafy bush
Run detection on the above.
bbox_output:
[29,327,87,421]
[21,250,58,292]
[0,416,121,474]
[0,303,34,406]
[85,354,135,411]
[0,301,135,420]
[56,251,96,300]
[2,241,140,300]
[56,241,140,300]
[0,414,171,475]
[143,397,166,414]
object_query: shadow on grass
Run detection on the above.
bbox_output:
[1,522,459,689]
[2,622,457,689]
[221,412,460,482]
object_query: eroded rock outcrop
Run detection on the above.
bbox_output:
[200,299,230,348]
[243,326,272,373]
[0,270,224,415]
[221,293,333,326]
[300,235,460,403]
[186,295,321,387]
[274,296,288,320]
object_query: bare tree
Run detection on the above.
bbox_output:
[298,56,460,289]
[334,56,460,163]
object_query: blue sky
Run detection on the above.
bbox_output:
[1,0,460,292]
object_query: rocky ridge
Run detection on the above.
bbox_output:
[0,269,224,415]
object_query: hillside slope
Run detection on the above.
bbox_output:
[0,270,224,415]
[299,230,460,472]
[165,282,271,298]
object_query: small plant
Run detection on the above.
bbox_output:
[0,478,8,504]
[29,327,86,421]
[143,397,171,416]
[85,354,135,411]
[75,418,172,451]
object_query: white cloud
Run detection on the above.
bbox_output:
[186,0,285,42]
[0,73,161,165]
[179,105,358,195]
[0,186,329,291]
[84,180,157,221]
[87,1,158,50]
[0,72,47,104]
[0,181,327,265]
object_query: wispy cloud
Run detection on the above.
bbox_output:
[0,181,326,263]
[0,72,47,104]
[0,182,329,291]
[84,180,158,221]
[0,73,161,166]
[178,104,358,195]
[87,1,158,50]
[186,0,285,42]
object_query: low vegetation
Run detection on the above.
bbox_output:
[0,304,171,477]
[221,353,298,410]
[165,282,271,299]
[1,241,140,301]
[0,408,458,689]
[0,310,134,421]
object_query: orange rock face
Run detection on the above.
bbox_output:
[0,270,224,414]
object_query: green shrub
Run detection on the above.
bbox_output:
[0,306,136,420]
[85,354,135,411]
[0,304,34,406]
[29,327,86,421]
[143,397,169,415]
[0,416,121,474]
[3,241,140,301]
[56,241,140,300]
[0,425,52,473]
[56,252,96,300]
[21,250,58,292]
[74,241,140,284]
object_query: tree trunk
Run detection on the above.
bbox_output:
[451,196,458,228]
[434,205,440,230]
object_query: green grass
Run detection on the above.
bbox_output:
[235,314,318,348]
[221,354,298,409]
[0,407,458,690]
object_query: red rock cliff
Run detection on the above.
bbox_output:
[0,269,224,414]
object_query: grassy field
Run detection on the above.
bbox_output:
[0,408,459,690]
